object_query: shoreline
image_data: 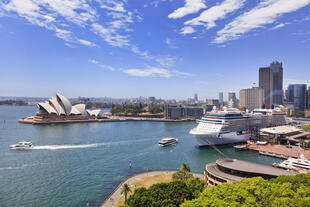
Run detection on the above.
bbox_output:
[98,170,204,207]
[18,116,195,124]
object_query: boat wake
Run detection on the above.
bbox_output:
[0,163,46,171]
[32,143,106,150]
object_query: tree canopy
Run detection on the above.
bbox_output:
[126,178,204,207]
[181,173,310,207]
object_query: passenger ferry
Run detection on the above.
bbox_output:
[10,141,33,150]
[190,107,287,146]
[158,137,178,147]
[273,154,310,171]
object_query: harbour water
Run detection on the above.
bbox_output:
[0,106,281,207]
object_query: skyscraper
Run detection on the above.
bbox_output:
[228,92,236,107]
[239,87,265,111]
[287,84,307,111]
[307,87,310,110]
[259,61,283,108]
[194,93,198,102]
[219,92,223,104]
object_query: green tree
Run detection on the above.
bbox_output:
[121,183,131,205]
[181,174,310,207]
[180,163,191,172]
[302,124,310,132]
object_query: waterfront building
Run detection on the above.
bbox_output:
[164,104,183,119]
[34,93,100,122]
[239,87,264,111]
[260,125,310,145]
[259,61,283,108]
[219,92,223,104]
[183,107,204,119]
[228,92,236,107]
[287,84,307,111]
[204,158,296,186]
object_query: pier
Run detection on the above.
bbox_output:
[234,143,310,159]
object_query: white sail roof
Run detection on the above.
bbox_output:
[86,109,101,116]
[37,102,51,114]
[73,104,85,114]
[56,93,72,116]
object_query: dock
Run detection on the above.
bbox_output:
[234,143,310,159]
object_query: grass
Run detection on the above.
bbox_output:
[113,174,173,207]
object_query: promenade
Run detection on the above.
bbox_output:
[99,170,204,207]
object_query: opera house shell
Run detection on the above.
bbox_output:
[35,94,100,121]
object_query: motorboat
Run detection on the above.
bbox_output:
[158,137,178,147]
[10,141,33,150]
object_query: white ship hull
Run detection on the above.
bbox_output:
[190,130,249,146]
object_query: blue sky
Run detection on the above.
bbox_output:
[0,0,310,100]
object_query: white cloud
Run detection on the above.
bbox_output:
[88,59,99,64]
[156,57,175,67]
[168,0,206,19]
[180,26,195,34]
[97,0,126,12]
[272,23,286,30]
[91,23,129,47]
[99,64,116,71]
[165,38,176,48]
[78,39,96,46]
[123,67,172,78]
[214,0,310,43]
[185,0,246,29]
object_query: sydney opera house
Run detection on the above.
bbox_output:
[23,93,101,123]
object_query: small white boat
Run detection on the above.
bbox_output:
[158,137,178,147]
[272,154,310,171]
[10,141,33,150]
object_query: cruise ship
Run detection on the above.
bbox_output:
[190,107,287,146]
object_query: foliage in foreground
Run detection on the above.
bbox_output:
[126,178,204,207]
[172,163,194,181]
[181,173,310,207]
[302,124,310,132]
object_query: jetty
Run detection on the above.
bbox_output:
[234,143,310,159]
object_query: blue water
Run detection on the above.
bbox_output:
[0,106,281,207]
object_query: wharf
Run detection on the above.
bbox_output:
[18,116,195,124]
[234,143,310,159]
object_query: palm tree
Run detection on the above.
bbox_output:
[180,163,190,172]
[121,183,131,205]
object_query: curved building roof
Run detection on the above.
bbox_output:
[56,93,72,116]
[216,158,296,177]
[72,104,85,114]
[86,109,101,116]
[38,102,51,114]
[48,97,64,115]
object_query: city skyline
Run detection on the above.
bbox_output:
[0,0,310,100]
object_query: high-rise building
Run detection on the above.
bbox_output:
[239,87,265,111]
[307,86,310,110]
[228,92,236,107]
[287,84,307,111]
[207,99,220,108]
[219,92,223,104]
[259,61,283,108]
[194,93,198,102]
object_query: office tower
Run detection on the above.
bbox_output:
[228,92,236,107]
[307,87,310,109]
[259,61,283,108]
[194,93,198,102]
[239,87,265,111]
[207,99,220,108]
[287,84,307,111]
[219,92,223,104]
